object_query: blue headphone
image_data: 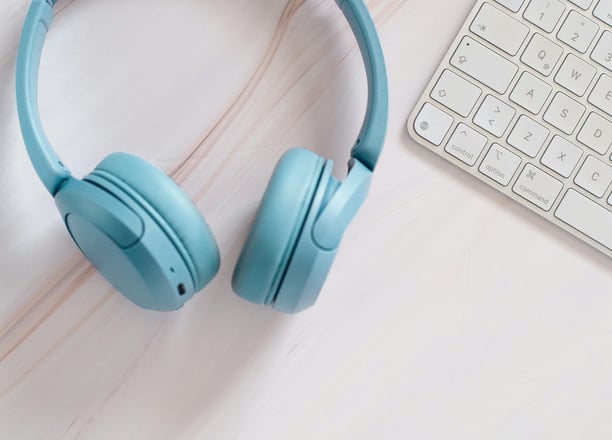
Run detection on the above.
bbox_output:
[16,0,388,313]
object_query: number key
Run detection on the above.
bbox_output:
[557,11,599,53]
[594,0,612,27]
[591,31,612,72]
[524,0,566,32]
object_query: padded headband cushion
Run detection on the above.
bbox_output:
[232,148,325,306]
[92,153,219,290]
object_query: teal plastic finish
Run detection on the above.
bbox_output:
[16,0,388,313]
[312,159,371,250]
[336,0,388,171]
[231,0,387,312]
[272,160,338,313]
[56,178,196,311]
[55,176,144,248]
[278,163,373,313]
[233,148,374,314]
[88,153,220,292]
[16,0,70,195]
[16,0,387,192]
[232,149,325,307]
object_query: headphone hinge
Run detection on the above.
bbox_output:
[312,159,372,250]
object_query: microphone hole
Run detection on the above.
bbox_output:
[177,283,186,296]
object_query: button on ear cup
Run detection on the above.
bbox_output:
[232,148,325,306]
[56,177,196,311]
[89,153,220,291]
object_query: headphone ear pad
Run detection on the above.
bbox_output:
[91,153,220,291]
[232,148,325,306]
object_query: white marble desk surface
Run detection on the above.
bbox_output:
[1,0,611,439]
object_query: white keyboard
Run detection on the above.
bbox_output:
[408,0,612,258]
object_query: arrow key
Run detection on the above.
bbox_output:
[473,95,516,137]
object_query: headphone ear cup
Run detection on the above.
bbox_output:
[90,153,220,292]
[232,148,325,307]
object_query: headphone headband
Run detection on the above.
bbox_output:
[17,0,388,196]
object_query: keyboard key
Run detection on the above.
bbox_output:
[510,71,552,113]
[524,0,566,32]
[413,103,454,146]
[568,0,594,9]
[578,112,612,154]
[543,92,586,134]
[575,155,612,197]
[556,189,612,250]
[513,163,563,210]
[451,37,518,94]
[508,115,550,157]
[474,95,516,137]
[557,11,599,53]
[554,54,597,96]
[495,0,525,12]
[521,33,564,76]
[588,74,612,117]
[479,144,522,186]
[431,70,482,117]
[445,124,488,166]
[591,31,612,72]
[541,136,583,177]
[470,3,529,55]
[594,0,612,26]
